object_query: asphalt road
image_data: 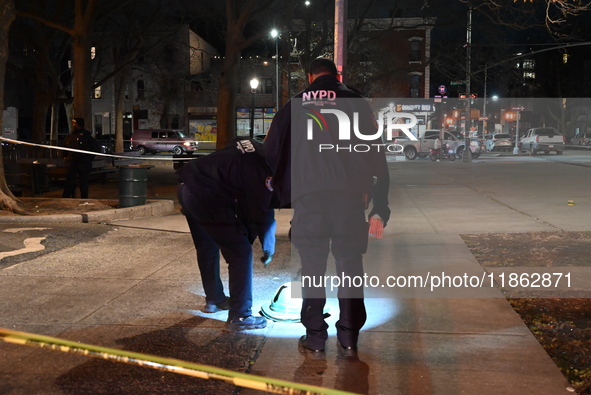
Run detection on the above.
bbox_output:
[4,147,591,270]
[1,147,590,394]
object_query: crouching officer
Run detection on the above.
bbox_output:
[177,138,274,331]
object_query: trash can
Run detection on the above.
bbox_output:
[31,162,49,194]
[119,164,151,208]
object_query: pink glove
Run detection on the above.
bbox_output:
[369,216,384,239]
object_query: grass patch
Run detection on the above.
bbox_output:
[462,232,591,394]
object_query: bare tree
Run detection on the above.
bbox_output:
[91,0,171,152]
[0,0,28,213]
[471,0,591,38]
[10,0,71,142]
[17,0,132,132]
[215,0,277,149]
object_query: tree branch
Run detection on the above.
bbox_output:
[16,10,75,36]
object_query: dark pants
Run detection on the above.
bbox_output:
[291,191,369,350]
[62,158,93,198]
[178,184,253,320]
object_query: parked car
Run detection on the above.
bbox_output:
[519,127,565,155]
[442,129,482,159]
[395,129,482,160]
[570,132,591,146]
[130,129,198,155]
[485,133,514,152]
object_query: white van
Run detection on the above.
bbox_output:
[130,129,198,155]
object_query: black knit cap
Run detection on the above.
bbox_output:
[307,58,338,76]
[73,117,85,128]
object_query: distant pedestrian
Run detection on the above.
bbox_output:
[177,138,273,331]
[62,118,99,199]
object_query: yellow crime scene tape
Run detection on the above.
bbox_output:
[0,328,358,395]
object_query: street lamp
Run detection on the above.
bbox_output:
[463,4,473,162]
[249,78,259,139]
[512,106,524,155]
[270,29,279,111]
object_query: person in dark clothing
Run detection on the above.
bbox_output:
[264,58,390,354]
[62,117,99,198]
[176,138,273,331]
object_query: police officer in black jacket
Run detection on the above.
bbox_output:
[62,117,99,198]
[264,58,390,354]
[177,138,272,331]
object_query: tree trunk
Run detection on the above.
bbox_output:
[71,35,92,126]
[50,101,60,142]
[114,67,130,153]
[30,90,52,141]
[71,0,98,128]
[0,0,28,214]
[216,49,241,149]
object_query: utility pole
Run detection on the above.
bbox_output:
[334,0,347,82]
[463,4,473,162]
[482,65,487,140]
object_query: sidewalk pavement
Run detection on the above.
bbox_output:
[2,156,590,394]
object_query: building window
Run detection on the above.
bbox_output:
[410,41,421,62]
[191,81,203,91]
[94,114,103,135]
[263,78,273,94]
[522,59,535,80]
[137,79,145,100]
[171,114,180,129]
[408,37,423,63]
[250,78,273,94]
[410,74,421,98]
[93,84,101,99]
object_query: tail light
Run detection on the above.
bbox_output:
[536,135,540,143]
[563,135,566,143]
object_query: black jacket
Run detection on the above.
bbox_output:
[264,74,390,221]
[63,129,99,161]
[176,139,273,227]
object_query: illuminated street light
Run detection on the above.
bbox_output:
[250,78,259,138]
[270,29,279,111]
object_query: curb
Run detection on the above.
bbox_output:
[0,199,175,224]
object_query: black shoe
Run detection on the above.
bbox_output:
[298,335,325,353]
[225,315,267,331]
[203,297,230,313]
[260,251,273,266]
[337,341,358,358]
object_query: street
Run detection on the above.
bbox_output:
[0,148,590,394]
